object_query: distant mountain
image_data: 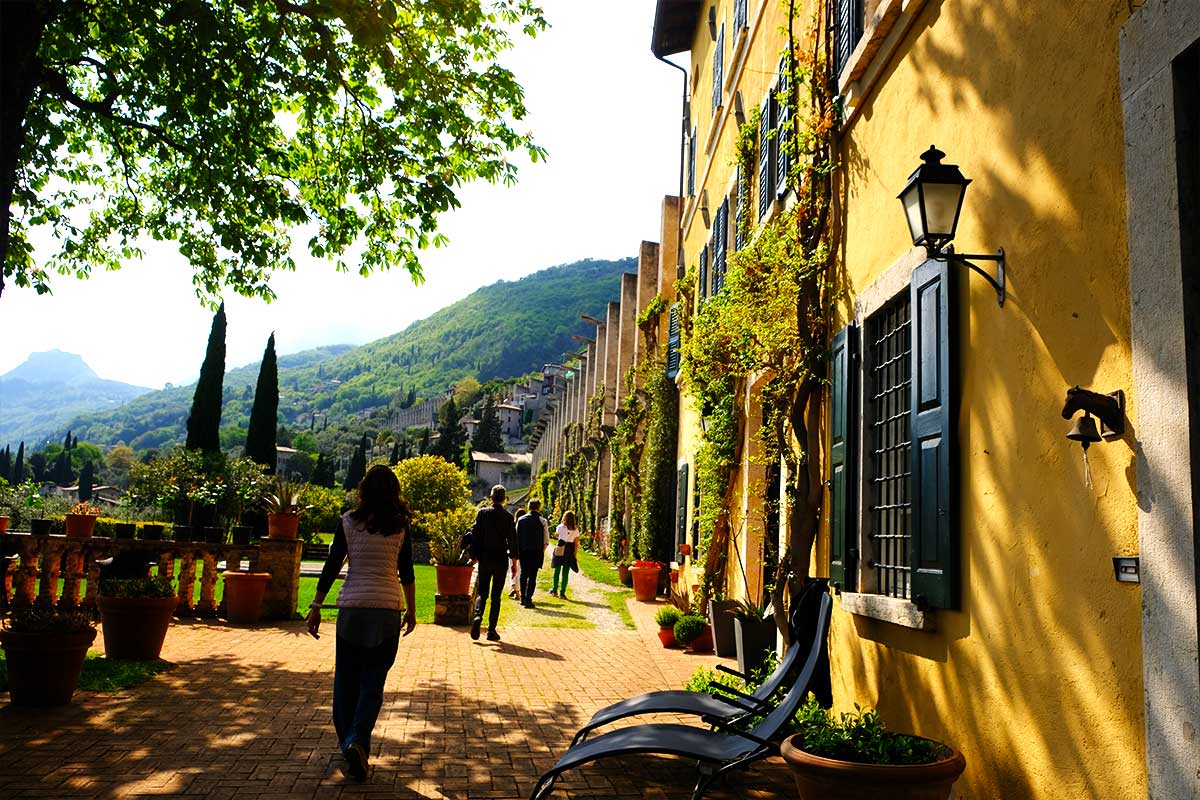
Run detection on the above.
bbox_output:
[65,256,634,450]
[0,351,152,448]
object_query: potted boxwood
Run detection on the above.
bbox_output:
[673,614,713,653]
[654,606,681,648]
[732,597,776,679]
[427,505,477,595]
[97,576,177,660]
[65,500,102,538]
[629,559,661,601]
[0,606,97,706]
[781,699,966,800]
[263,477,307,539]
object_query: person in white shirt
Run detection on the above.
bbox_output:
[549,510,581,599]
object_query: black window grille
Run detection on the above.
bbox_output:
[866,294,912,599]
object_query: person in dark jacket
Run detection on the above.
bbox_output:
[468,484,516,641]
[515,499,550,608]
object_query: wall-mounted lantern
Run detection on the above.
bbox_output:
[898,145,1007,307]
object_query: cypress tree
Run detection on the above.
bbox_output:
[432,398,466,463]
[186,303,226,455]
[313,453,335,488]
[54,449,72,485]
[389,441,400,465]
[63,430,72,451]
[472,395,504,452]
[0,446,10,482]
[79,461,94,502]
[13,443,24,483]
[344,442,366,490]
[245,332,279,473]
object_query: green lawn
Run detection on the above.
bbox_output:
[577,549,627,587]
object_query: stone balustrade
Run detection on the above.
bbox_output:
[0,532,302,621]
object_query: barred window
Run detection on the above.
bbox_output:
[866,293,912,599]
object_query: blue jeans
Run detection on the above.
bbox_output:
[332,608,402,754]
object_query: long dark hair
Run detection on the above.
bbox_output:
[350,465,410,536]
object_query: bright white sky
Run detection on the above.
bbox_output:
[0,1,687,390]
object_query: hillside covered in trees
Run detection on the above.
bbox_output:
[64,257,633,450]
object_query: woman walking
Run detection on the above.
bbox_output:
[307,465,416,782]
[549,510,581,599]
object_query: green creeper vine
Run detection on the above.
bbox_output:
[681,1,839,621]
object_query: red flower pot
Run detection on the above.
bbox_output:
[688,623,714,653]
[98,594,177,659]
[266,513,300,540]
[223,571,273,624]
[617,564,632,587]
[0,515,9,534]
[657,625,676,648]
[65,513,98,538]
[0,627,96,707]
[435,564,474,596]
[630,565,659,601]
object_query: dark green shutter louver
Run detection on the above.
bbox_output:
[734,0,747,31]
[757,97,773,220]
[712,199,728,294]
[666,304,682,379]
[688,126,697,196]
[676,463,690,551]
[909,258,958,610]
[775,62,790,198]
[698,245,709,300]
[735,164,747,250]
[712,25,724,115]
[835,0,864,82]
[829,323,858,591]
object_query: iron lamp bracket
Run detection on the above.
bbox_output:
[930,245,1006,307]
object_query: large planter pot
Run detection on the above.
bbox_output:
[0,515,9,533]
[223,571,272,624]
[617,564,632,587]
[657,625,676,648]
[708,599,738,657]
[113,522,137,540]
[230,526,253,546]
[97,594,177,659]
[266,513,300,540]
[203,526,226,544]
[140,523,164,541]
[65,514,98,538]
[735,616,777,678]
[781,734,966,800]
[630,565,660,601]
[0,627,97,707]
[435,564,474,596]
[29,518,53,536]
[687,623,714,653]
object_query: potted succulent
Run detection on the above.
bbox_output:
[97,576,177,659]
[781,699,966,800]
[654,606,681,648]
[672,614,713,652]
[263,477,307,539]
[731,596,776,678]
[629,559,661,602]
[427,505,477,595]
[0,605,97,706]
[65,500,102,538]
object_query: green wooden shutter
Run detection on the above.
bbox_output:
[829,323,857,591]
[712,25,724,115]
[676,463,690,551]
[835,0,864,81]
[666,304,681,379]
[909,258,958,609]
[698,245,709,300]
[757,97,772,220]
[713,199,728,293]
[688,126,697,196]
[775,61,790,198]
[735,164,747,250]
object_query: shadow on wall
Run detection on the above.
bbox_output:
[836,0,1153,797]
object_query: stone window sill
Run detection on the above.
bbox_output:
[839,590,937,631]
[837,0,930,125]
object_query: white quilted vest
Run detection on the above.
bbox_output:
[337,512,406,610]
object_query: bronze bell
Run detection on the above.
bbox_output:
[1067,412,1102,449]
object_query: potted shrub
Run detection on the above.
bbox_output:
[65,500,102,538]
[781,699,966,800]
[24,482,52,536]
[673,614,712,652]
[732,597,776,679]
[427,505,477,595]
[263,477,307,539]
[0,606,97,706]
[223,569,273,623]
[97,576,177,659]
[655,606,681,648]
[629,559,661,601]
[225,457,268,546]
[112,501,138,540]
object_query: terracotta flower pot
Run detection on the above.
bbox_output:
[266,513,300,540]
[435,564,474,596]
[688,623,714,653]
[98,594,178,659]
[617,564,632,587]
[780,734,966,800]
[223,571,272,624]
[65,513,98,538]
[679,543,691,557]
[0,515,9,533]
[0,627,96,707]
[630,565,659,601]
[657,625,676,648]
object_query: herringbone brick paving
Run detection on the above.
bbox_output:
[0,589,796,799]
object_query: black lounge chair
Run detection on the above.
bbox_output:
[529,591,831,800]
[569,602,809,746]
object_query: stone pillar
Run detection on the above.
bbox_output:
[258,538,302,620]
[636,238,664,364]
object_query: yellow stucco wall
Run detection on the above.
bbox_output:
[828,1,1145,797]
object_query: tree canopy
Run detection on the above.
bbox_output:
[1,0,547,302]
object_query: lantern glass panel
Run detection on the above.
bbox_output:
[922,181,964,239]
[901,183,924,244]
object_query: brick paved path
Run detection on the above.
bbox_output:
[0,589,797,799]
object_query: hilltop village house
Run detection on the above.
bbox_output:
[532,0,1199,797]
